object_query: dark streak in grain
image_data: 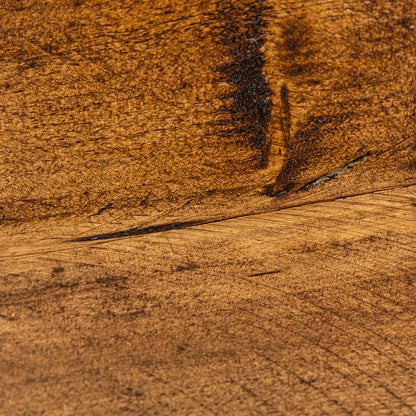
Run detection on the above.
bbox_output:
[51,266,65,275]
[279,84,291,143]
[248,269,281,277]
[215,0,272,168]
[0,314,17,321]
[89,203,114,217]
[71,219,211,242]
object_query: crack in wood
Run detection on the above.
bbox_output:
[89,203,114,218]
[268,151,372,197]
[298,151,372,192]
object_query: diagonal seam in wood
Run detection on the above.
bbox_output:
[70,181,415,243]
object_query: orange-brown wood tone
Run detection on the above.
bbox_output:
[1,1,416,414]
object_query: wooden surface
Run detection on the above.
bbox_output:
[1,0,416,414]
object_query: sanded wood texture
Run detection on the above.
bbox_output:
[1,0,416,415]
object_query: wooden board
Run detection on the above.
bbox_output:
[2,187,416,415]
[1,0,416,414]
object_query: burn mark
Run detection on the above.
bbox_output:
[215,0,272,168]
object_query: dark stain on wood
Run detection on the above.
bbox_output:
[215,0,272,168]
[279,16,318,82]
[279,84,291,143]
[267,5,416,197]
[51,267,65,275]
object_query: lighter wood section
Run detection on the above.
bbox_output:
[1,186,416,415]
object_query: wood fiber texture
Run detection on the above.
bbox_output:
[0,0,282,228]
[1,0,416,415]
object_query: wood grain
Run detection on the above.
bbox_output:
[1,0,415,236]
[1,0,416,414]
[2,187,416,415]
